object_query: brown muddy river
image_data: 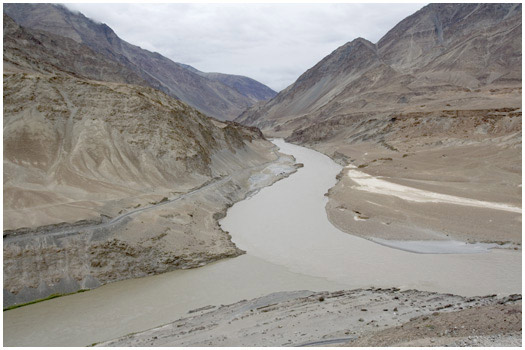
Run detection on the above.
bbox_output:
[3,140,521,346]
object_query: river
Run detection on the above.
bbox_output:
[3,139,521,346]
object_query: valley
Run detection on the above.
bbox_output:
[4,140,520,346]
[3,11,288,307]
[3,2,522,348]
[239,3,522,248]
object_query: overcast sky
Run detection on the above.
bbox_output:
[65,3,425,92]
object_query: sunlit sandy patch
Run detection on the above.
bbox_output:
[346,167,521,213]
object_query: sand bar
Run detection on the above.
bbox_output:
[346,167,521,213]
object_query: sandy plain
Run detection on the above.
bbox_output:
[317,137,522,247]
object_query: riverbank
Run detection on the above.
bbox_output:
[4,139,521,347]
[3,254,347,347]
[221,139,521,297]
[4,140,300,307]
[96,288,522,347]
[309,135,522,247]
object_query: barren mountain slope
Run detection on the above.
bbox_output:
[237,3,522,245]
[203,72,276,101]
[3,16,291,306]
[3,72,267,229]
[237,3,521,132]
[179,63,277,102]
[4,3,276,120]
[3,15,147,86]
[3,68,295,305]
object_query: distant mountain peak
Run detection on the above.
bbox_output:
[237,3,521,136]
[4,3,276,120]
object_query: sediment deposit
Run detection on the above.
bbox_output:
[97,288,522,347]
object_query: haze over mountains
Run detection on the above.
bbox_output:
[4,3,276,121]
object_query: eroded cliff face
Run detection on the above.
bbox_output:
[3,15,290,307]
[4,72,267,228]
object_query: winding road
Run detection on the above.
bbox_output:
[3,144,286,244]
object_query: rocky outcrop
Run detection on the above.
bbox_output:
[287,108,522,147]
[96,288,522,347]
[4,4,276,120]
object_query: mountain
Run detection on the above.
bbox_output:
[237,3,522,250]
[237,3,522,135]
[178,63,277,101]
[4,3,277,120]
[3,10,277,235]
[3,12,287,305]
[3,14,148,86]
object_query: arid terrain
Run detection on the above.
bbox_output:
[3,12,291,306]
[320,109,522,246]
[97,288,522,347]
[3,3,522,347]
[239,3,522,246]
[4,3,276,120]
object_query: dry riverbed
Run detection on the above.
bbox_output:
[96,288,522,347]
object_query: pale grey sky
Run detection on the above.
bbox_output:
[65,3,425,91]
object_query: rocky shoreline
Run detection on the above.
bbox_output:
[96,288,522,347]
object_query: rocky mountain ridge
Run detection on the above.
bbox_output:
[237,3,521,136]
[3,14,147,86]
[4,3,277,120]
[178,63,276,101]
